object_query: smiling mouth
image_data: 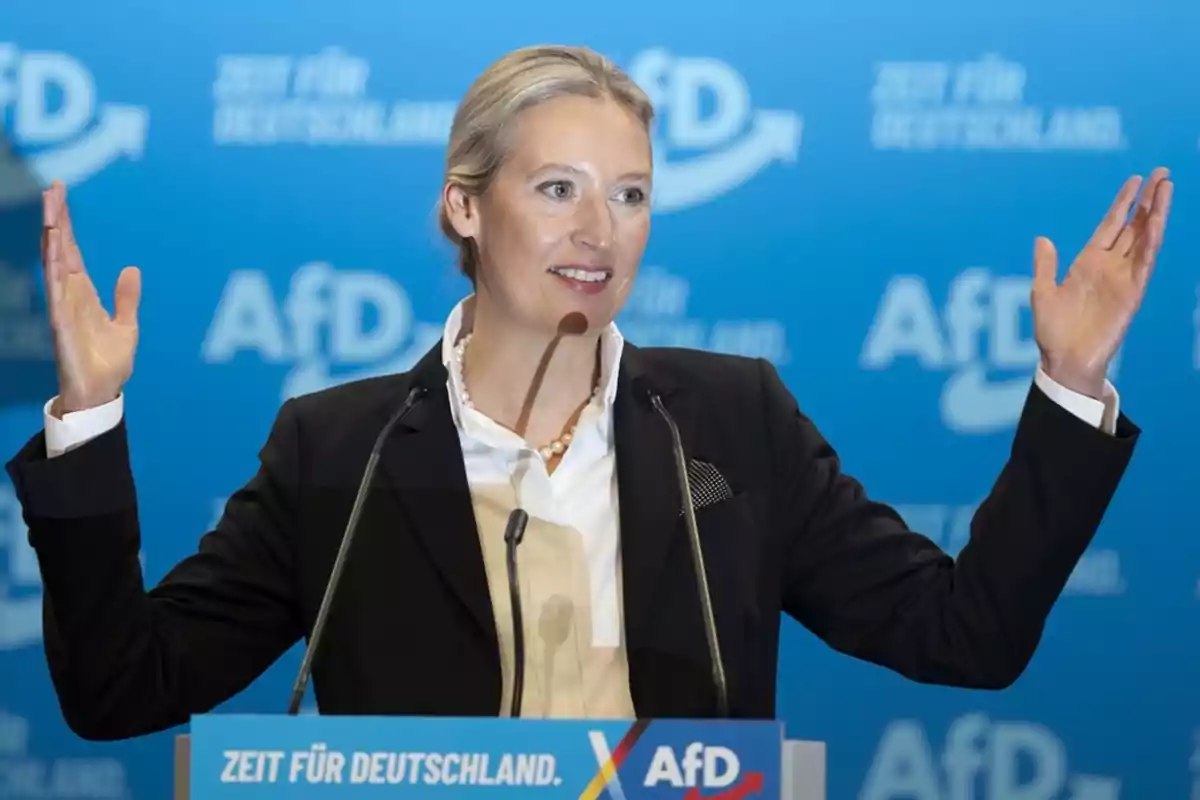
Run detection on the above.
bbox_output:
[548,266,613,284]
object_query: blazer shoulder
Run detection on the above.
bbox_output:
[629,348,807,457]
[632,346,766,397]
[268,371,423,459]
[283,372,414,420]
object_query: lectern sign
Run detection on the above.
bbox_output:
[188,714,783,798]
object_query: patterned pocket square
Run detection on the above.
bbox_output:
[681,458,734,514]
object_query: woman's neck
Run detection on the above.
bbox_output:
[458,300,603,446]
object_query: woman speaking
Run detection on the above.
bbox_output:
[6,45,1173,741]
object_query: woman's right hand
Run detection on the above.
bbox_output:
[42,180,141,416]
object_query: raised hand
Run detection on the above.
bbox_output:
[1031,167,1173,399]
[42,180,141,416]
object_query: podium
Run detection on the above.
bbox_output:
[174,714,826,799]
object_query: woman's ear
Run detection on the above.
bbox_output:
[443,182,479,240]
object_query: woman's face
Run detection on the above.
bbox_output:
[446,93,652,336]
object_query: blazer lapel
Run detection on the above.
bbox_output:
[613,345,689,644]
[377,342,498,649]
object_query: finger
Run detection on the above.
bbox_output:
[1138,167,1169,218]
[40,217,50,271]
[51,181,64,227]
[43,185,56,228]
[1139,178,1173,256]
[57,190,86,276]
[40,184,59,269]
[1120,168,1167,256]
[1032,236,1058,297]
[113,266,141,326]
[44,230,65,327]
[1114,205,1147,257]
[1151,173,1174,220]
[1111,168,1169,257]
[1133,179,1173,288]
[1090,175,1141,250]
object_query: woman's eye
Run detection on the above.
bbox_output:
[621,187,647,204]
[540,181,572,199]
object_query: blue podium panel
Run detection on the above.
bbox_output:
[189,714,783,799]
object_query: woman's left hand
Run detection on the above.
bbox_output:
[1031,167,1173,399]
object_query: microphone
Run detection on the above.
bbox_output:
[503,508,530,717]
[287,384,429,715]
[648,389,729,718]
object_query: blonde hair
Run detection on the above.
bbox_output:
[437,45,655,284]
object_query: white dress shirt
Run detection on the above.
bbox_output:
[440,300,627,649]
[40,303,1119,717]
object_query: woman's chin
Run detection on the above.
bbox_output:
[543,297,620,333]
[530,305,612,337]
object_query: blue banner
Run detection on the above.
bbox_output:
[2,2,1198,799]
[190,715,782,799]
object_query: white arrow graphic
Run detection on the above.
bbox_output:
[0,103,148,207]
[651,109,802,213]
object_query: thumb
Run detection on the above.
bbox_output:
[1032,236,1058,296]
[113,266,141,325]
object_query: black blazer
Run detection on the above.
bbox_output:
[5,342,1138,741]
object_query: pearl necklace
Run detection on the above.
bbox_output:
[454,332,599,460]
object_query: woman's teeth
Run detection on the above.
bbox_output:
[552,267,609,283]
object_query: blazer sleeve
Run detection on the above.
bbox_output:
[763,359,1138,688]
[3,400,305,740]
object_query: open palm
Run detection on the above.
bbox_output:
[42,180,141,414]
[1032,168,1173,399]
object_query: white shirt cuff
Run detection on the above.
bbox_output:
[43,394,125,458]
[1033,367,1119,435]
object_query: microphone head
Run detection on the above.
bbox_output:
[504,508,530,545]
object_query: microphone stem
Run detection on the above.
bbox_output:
[504,509,530,718]
[286,385,426,715]
[651,392,729,718]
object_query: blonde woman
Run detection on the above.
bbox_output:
[9,44,1172,739]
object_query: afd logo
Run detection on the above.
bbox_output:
[0,484,41,650]
[861,713,1121,799]
[201,261,442,401]
[626,49,802,213]
[0,43,148,204]
[587,733,763,800]
[860,268,1120,434]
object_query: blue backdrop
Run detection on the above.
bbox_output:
[2,2,1198,797]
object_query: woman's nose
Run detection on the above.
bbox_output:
[572,196,615,251]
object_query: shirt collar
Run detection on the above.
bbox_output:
[440,296,625,438]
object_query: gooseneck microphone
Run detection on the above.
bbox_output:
[503,508,530,717]
[287,384,429,715]
[648,390,729,718]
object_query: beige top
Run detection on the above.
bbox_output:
[471,485,636,719]
[440,296,637,719]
